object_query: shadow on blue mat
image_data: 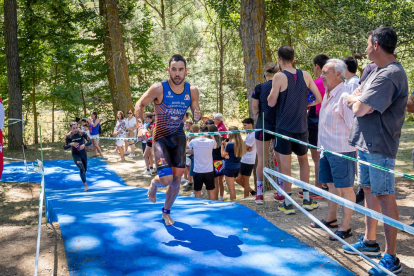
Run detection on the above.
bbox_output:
[2,159,354,276]
[160,221,243,258]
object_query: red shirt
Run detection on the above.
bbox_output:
[217,121,228,138]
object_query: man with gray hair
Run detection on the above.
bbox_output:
[310,59,356,242]
[213,112,228,138]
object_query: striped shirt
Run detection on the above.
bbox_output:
[318,82,355,152]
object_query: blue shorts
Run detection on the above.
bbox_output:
[224,167,239,178]
[357,151,396,196]
[318,151,356,188]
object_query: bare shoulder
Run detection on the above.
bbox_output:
[302,70,313,81]
[274,72,287,80]
[149,82,163,93]
[190,84,199,94]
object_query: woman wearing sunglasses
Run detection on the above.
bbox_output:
[64,122,92,191]
[124,109,137,158]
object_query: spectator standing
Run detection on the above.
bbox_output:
[214,113,228,138]
[188,125,217,199]
[88,111,104,158]
[114,111,126,162]
[309,59,356,241]
[221,126,246,201]
[251,62,278,204]
[345,27,408,275]
[343,56,364,205]
[209,125,225,201]
[343,57,360,93]
[141,115,155,175]
[267,45,322,214]
[305,54,329,198]
[235,118,257,198]
[124,109,137,158]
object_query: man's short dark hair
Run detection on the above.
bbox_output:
[169,54,187,68]
[368,27,397,55]
[342,57,358,74]
[278,45,294,62]
[242,118,254,125]
[200,125,209,132]
[313,54,330,69]
[147,115,153,119]
[205,119,214,125]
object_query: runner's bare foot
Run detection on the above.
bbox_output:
[83,183,88,192]
[147,182,158,203]
[162,213,175,226]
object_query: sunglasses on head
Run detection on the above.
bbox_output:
[128,112,132,114]
[70,122,77,126]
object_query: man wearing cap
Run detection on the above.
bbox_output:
[213,113,228,138]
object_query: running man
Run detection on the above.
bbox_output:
[64,122,92,191]
[135,54,201,226]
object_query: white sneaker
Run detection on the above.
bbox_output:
[183,181,190,187]
[129,154,136,158]
[141,170,151,175]
[150,168,156,174]
[124,151,130,155]
[112,149,118,153]
[190,192,195,197]
[181,178,189,183]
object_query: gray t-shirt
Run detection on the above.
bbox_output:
[348,62,408,158]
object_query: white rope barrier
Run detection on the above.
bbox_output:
[264,167,414,235]
[263,171,395,276]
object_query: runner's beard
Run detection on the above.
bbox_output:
[171,76,185,85]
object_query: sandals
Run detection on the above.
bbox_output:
[310,219,338,229]
[329,228,353,241]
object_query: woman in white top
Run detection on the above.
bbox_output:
[124,109,137,158]
[114,111,126,161]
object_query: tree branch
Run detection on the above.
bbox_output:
[144,0,162,17]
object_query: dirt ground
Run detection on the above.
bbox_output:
[1,125,414,275]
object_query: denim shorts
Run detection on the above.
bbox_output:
[357,151,396,195]
[318,151,356,188]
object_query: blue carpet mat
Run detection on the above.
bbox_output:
[2,159,354,276]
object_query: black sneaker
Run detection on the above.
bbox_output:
[278,202,295,215]
[356,188,365,205]
[302,198,318,211]
[321,185,329,192]
[250,190,257,196]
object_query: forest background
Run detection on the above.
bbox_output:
[1,0,414,149]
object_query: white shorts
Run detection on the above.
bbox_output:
[116,139,123,147]
[90,134,99,140]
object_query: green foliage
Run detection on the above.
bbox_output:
[1,0,414,144]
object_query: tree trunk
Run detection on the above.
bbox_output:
[80,81,87,117]
[240,0,268,120]
[52,63,58,143]
[4,0,23,150]
[218,25,224,114]
[52,95,55,143]
[32,69,38,144]
[99,0,133,116]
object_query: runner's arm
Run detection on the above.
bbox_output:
[267,73,284,107]
[135,83,162,122]
[190,85,201,122]
[252,99,260,116]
